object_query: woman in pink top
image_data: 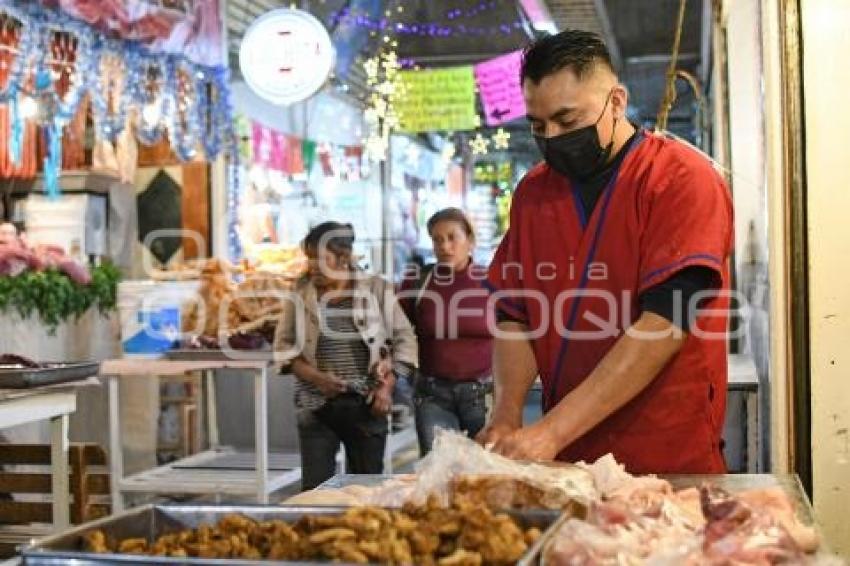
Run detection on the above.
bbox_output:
[400,208,494,454]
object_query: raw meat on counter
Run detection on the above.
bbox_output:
[287,431,832,565]
[544,456,826,565]
[0,353,42,368]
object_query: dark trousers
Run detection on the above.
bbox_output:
[297,394,388,491]
[414,375,488,456]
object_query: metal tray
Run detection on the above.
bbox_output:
[21,504,562,565]
[0,361,100,389]
[166,349,272,362]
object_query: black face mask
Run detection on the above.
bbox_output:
[534,92,617,182]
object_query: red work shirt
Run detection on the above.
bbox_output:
[486,130,733,474]
[401,263,494,381]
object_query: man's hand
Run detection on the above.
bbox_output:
[475,421,519,448]
[313,372,347,398]
[478,321,539,449]
[491,422,561,461]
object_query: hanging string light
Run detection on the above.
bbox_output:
[329,2,523,38]
[362,39,405,162]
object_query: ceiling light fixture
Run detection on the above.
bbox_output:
[519,0,558,35]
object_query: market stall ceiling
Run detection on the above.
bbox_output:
[226,0,706,155]
[225,0,547,162]
[559,0,708,131]
[226,0,540,100]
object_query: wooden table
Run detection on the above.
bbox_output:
[100,358,301,512]
[0,387,77,531]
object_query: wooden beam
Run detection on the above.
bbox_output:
[70,447,85,525]
[0,502,110,525]
[0,444,106,466]
[0,474,109,495]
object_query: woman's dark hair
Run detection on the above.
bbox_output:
[427,208,475,243]
[302,221,356,255]
[521,29,615,84]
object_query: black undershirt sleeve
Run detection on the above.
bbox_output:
[638,266,719,330]
[495,309,525,325]
[495,266,718,329]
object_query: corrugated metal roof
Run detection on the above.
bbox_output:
[547,0,606,35]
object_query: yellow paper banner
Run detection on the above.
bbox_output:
[396,67,478,133]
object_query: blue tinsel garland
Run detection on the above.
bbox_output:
[2,0,238,252]
[165,56,201,161]
[196,66,228,160]
[1,4,37,165]
[227,142,243,261]
[8,92,22,165]
[127,51,170,146]
[34,14,95,124]
[0,4,34,104]
[43,121,62,199]
[1,1,234,162]
[88,38,130,141]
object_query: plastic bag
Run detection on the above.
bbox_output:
[407,429,598,506]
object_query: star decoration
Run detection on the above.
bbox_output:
[469,134,490,156]
[376,80,396,97]
[382,51,400,73]
[363,57,379,81]
[360,45,404,163]
[492,128,511,150]
[384,112,400,129]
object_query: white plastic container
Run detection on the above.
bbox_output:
[118,280,200,357]
[19,194,108,262]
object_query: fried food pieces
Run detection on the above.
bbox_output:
[83,498,541,564]
[449,474,587,511]
[180,258,294,343]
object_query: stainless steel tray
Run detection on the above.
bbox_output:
[0,361,100,388]
[21,504,561,565]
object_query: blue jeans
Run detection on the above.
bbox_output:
[414,375,489,456]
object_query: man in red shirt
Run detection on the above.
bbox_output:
[478,30,733,473]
